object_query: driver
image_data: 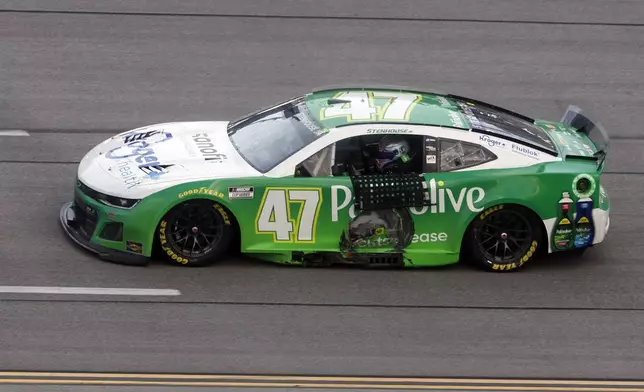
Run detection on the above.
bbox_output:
[371,135,414,173]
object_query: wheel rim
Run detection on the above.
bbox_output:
[166,203,224,258]
[476,210,533,263]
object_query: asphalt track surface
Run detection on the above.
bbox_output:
[2,0,644,388]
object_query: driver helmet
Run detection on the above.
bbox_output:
[375,136,411,170]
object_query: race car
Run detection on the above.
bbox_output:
[59,86,611,272]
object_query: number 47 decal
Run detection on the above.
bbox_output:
[320,91,422,122]
[255,188,323,243]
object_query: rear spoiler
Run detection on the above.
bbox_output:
[560,105,610,169]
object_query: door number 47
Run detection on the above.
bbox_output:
[255,188,323,243]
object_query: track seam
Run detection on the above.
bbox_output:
[1,297,644,311]
[1,9,644,27]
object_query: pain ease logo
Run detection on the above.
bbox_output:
[331,179,485,221]
[106,129,173,180]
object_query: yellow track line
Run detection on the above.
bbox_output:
[0,379,643,391]
[0,372,643,387]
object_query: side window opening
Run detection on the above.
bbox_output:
[438,139,496,172]
[295,144,335,177]
[295,134,426,177]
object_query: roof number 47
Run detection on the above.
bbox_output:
[321,91,421,122]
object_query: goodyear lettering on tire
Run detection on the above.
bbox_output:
[159,219,189,265]
[480,204,504,220]
[214,203,231,225]
[489,240,539,271]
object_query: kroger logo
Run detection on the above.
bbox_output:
[479,135,506,148]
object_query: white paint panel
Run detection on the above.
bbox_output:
[0,286,181,296]
[0,130,29,136]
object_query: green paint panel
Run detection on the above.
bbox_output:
[535,120,598,157]
[305,88,471,130]
[76,159,607,268]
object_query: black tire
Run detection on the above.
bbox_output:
[157,200,235,266]
[464,204,542,272]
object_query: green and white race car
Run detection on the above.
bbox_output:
[60,86,611,272]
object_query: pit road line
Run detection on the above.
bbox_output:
[1,372,644,388]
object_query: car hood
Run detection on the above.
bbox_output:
[77,121,262,199]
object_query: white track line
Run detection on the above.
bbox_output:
[0,286,181,296]
[0,130,30,136]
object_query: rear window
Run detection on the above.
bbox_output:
[452,97,557,153]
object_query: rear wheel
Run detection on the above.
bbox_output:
[157,200,235,266]
[465,204,542,272]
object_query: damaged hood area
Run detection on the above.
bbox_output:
[77,121,261,199]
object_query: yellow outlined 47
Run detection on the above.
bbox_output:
[255,187,323,243]
[320,91,422,123]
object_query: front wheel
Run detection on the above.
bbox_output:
[464,204,542,272]
[157,200,235,266]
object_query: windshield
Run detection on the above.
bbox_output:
[451,96,557,153]
[228,97,327,173]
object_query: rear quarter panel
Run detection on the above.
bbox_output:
[407,160,603,257]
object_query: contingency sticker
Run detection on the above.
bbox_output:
[126,241,143,254]
[424,137,437,172]
[228,186,254,199]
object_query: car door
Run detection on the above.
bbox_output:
[247,143,351,254]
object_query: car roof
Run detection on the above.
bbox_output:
[304,86,559,155]
[304,86,473,131]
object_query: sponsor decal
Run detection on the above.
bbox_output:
[479,135,507,149]
[228,186,254,199]
[448,111,465,128]
[511,143,540,159]
[426,154,436,164]
[126,241,143,254]
[544,124,556,131]
[411,232,448,243]
[425,137,437,152]
[122,129,165,144]
[106,212,117,220]
[331,179,485,222]
[139,164,172,179]
[106,130,173,180]
[572,173,596,198]
[117,161,141,189]
[366,128,412,134]
[353,236,395,248]
[192,133,228,161]
[178,187,225,199]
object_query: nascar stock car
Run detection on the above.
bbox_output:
[60,86,611,272]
